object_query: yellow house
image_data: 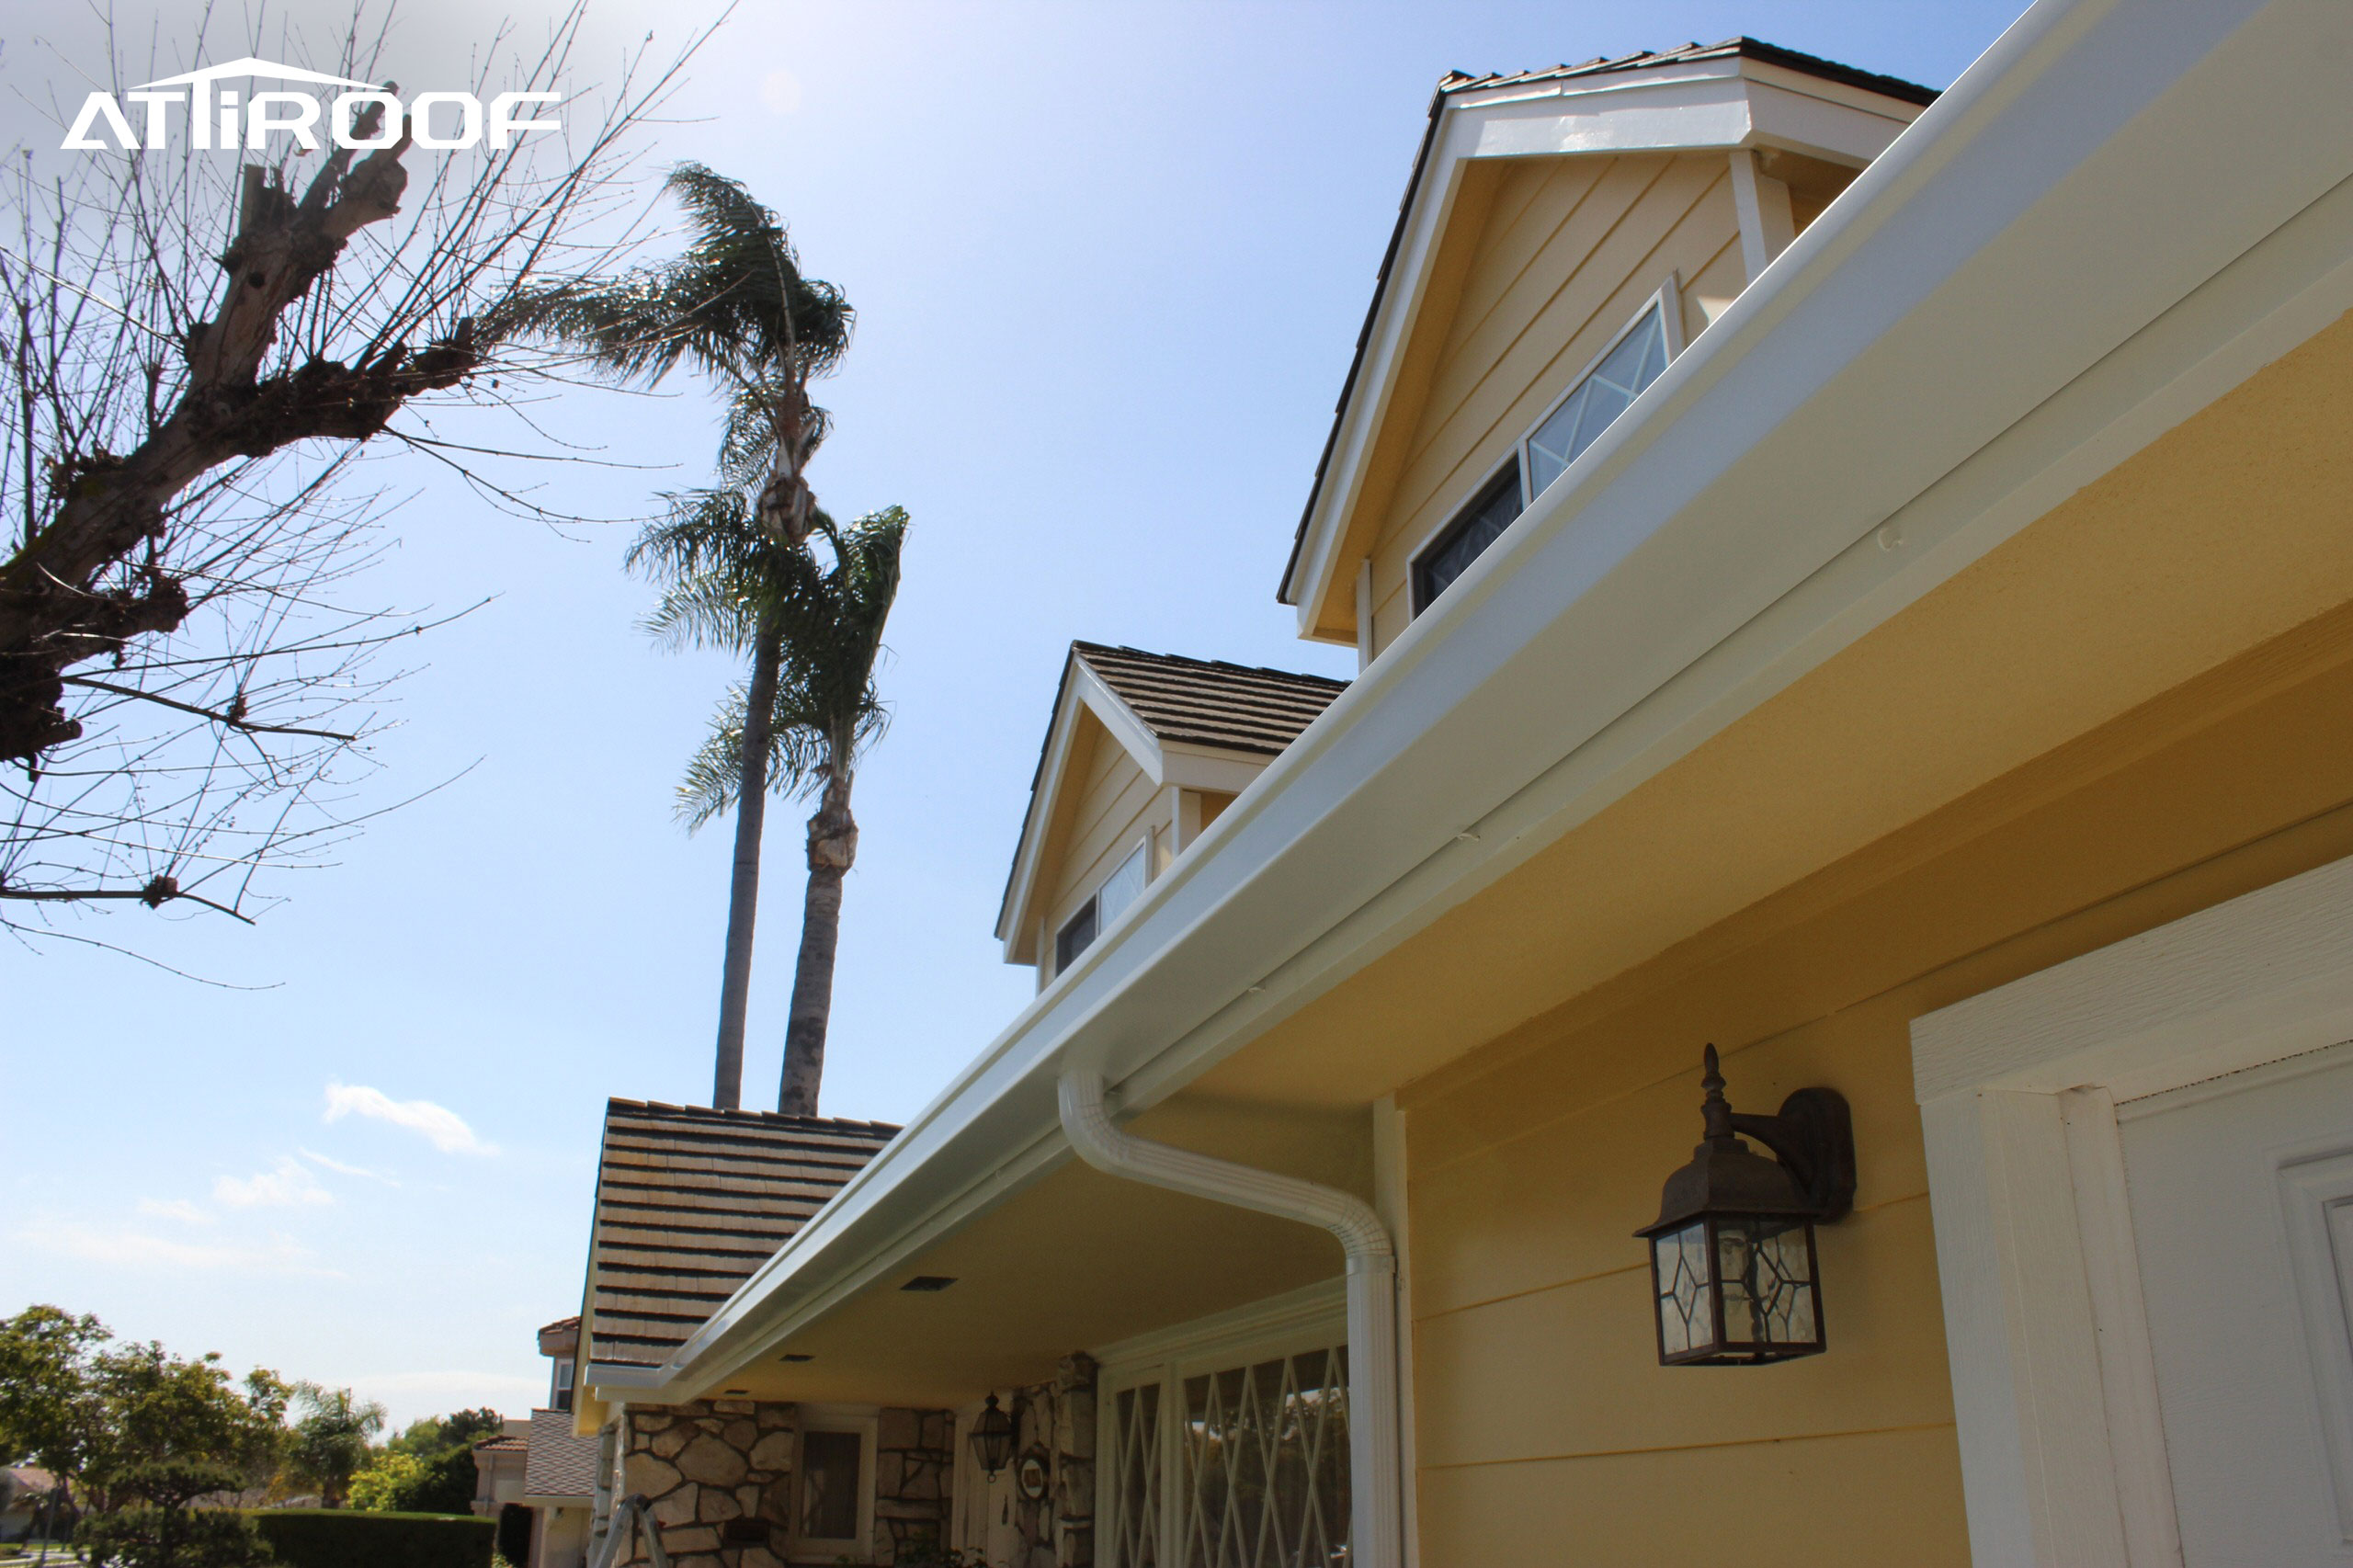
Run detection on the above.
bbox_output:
[571,11,2353,1566]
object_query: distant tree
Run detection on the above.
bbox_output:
[499,164,854,1110]
[0,1308,288,1562]
[284,1385,383,1509]
[351,1408,502,1514]
[0,1306,108,1478]
[75,1460,271,1568]
[77,1342,289,1511]
[659,505,909,1115]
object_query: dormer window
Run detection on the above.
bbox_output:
[1414,465,1525,612]
[1055,842,1148,973]
[1524,297,1671,496]
[1411,289,1680,616]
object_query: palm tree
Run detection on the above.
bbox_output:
[654,504,909,1116]
[499,165,852,1109]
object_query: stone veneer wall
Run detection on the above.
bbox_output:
[989,1355,1097,1568]
[872,1410,954,1562]
[609,1399,951,1568]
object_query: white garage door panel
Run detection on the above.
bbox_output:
[2120,1044,2353,1568]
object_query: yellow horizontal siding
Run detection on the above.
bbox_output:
[1416,1425,1969,1568]
[1367,153,1740,651]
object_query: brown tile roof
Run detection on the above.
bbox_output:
[1440,39,1937,107]
[1278,39,1938,606]
[522,1410,601,1500]
[585,1099,897,1369]
[1073,643,1348,758]
[473,1435,529,1453]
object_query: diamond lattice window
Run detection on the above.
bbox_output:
[1103,1335,1350,1568]
[1523,301,1669,498]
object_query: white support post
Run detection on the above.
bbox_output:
[1728,149,1796,284]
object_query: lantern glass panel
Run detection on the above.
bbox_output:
[1652,1221,1716,1358]
[1716,1214,1821,1355]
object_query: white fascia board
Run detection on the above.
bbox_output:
[993,670,1087,953]
[1285,62,1918,633]
[1069,665,1167,784]
[996,662,1172,957]
[995,661,1167,956]
[644,0,2353,1401]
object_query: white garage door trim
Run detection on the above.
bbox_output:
[1911,851,2353,1568]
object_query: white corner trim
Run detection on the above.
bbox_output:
[1071,665,1168,786]
[1911,851,2353,1566]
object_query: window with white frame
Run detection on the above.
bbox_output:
[1100,1317,1351,1568]
[1412,286,1678,615]
[793,1415,875,1562]
[551,1357,574,1413]
[1055,842,1148,973]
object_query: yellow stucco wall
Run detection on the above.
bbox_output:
[1396,591,2353,1565]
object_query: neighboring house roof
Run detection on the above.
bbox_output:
[473,1435,529,1454]
[522,1410,601,1501]
[995,643,1349,954]
[1072,643,1349,757]
[537,1314,580,1359]
[1275,38,1936,624]
[4,1467,55,1497]
[585,1099,898,1370]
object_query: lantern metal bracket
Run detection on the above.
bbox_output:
[1726,1085,1855,1222]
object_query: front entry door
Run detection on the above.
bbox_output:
[2120,1041,2353,1567]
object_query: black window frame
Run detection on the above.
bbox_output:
[1411,460,1527,616]
[1054,896,1099,974]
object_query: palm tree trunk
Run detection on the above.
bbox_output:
[712,613,781,1110]
[777,763,855,1116]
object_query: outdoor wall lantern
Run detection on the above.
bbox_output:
[969,1394,1017,1479]
[1635,1045,1855,1366]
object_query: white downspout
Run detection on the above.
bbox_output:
[1058,1070,1403,1568]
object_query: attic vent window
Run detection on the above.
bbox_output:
[1054,842,1148,973]
[900,1275,959,1292]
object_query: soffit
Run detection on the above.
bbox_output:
[605,1096,1370,1409]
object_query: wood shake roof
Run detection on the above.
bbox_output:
[1073,642,1347,757]
[586,1099,897,1369]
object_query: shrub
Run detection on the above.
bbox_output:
[250,1509,493,1568]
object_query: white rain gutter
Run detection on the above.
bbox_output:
[1058,1069,1403,1568]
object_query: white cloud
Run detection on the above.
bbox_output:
[759,69,802,114]
[300,1148,399,1186]
[214,1156,334,1209]
[323,1084,495,1156]
[136,1198,214,1225]
[19,1221,338,1277]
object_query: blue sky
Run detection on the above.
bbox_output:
[3,0,2026,1427]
